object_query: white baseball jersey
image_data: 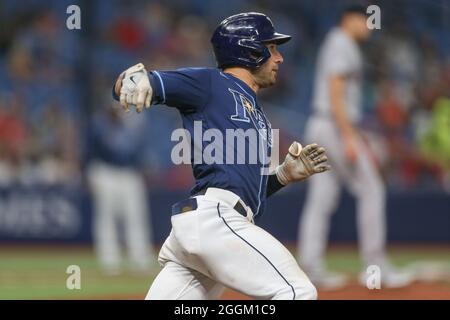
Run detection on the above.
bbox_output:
[312,27,363,123]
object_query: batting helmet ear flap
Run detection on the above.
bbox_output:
[237,38,271,67]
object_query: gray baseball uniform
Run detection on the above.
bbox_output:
[298,27,388,274]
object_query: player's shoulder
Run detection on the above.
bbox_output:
[327,28,354,48]
[172,67,218,77]
[159,67,222,86]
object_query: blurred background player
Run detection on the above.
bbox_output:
[87,104,155,275]
[298,5,414,289]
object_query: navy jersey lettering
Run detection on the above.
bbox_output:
[150,67,272,218]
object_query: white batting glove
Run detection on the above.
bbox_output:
[119,63,153,113]
[275,141,331,185]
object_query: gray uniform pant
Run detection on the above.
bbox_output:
[298,116,387,271]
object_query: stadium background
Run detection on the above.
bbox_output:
[0,0,449,299]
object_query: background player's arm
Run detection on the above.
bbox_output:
[329,74,358,163]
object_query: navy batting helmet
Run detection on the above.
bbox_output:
[211,12,291,69]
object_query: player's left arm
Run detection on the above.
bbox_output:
[266,141,330,197]
[113,63,210,114]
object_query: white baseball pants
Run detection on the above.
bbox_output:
[88,161,154,273]
[147,188,317,300]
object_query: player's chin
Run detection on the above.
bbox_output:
[259,74,277,88]
[271,71,279,82]
[269,75,277,86]
[260,80,276,89]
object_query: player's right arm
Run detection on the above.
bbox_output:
[113,63,210,114]
[329,74,358,163]
[266,141,331,197]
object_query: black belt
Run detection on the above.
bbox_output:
[171,189,247,217]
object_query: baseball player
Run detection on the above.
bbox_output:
[112,12,331,300]
[298,6,413,289]
[87,106,154,275]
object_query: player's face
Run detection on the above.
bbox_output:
[252,43,284,88]
[352,15,372,41]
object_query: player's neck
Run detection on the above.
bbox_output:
[340,24,357,40]
[223,68,259,94]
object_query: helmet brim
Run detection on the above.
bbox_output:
[262,33,292,45]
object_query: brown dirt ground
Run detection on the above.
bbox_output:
[85,281,450,300]
[222,282,450,300]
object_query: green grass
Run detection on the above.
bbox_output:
[324,246,450,274]
[0,245,449,299]
[0,247,157,299]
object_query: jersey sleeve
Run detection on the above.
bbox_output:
[149,67,211,113]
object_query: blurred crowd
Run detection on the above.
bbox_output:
[0,5,81,187]
[0,0,449,192]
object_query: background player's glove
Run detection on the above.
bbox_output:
[275,141,331,185]
[119,63,152,113]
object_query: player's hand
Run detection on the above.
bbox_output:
[275,141,331,185]
[119,63,153,113]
